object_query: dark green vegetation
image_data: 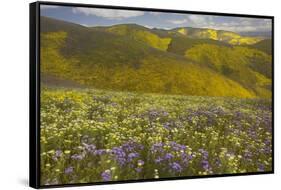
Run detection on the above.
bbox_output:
[247,39,272,55]
[41,16,272,98]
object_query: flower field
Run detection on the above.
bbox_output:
[40,87,272,185]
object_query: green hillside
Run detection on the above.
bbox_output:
[101,24,172,51]
[185,44,272,98]
[167,36,231,55]
[247,39,272,55]
[40,16,272,98]
[171,27,263,45]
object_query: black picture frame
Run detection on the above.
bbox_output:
[30,1,274,189]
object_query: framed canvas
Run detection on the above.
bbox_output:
[29,1,274,188]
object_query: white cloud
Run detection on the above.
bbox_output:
[166,14,271,33]
[206,25,257,32]
[188,15,207,24]
[41,5,60,9]
[143,25,154,29]
[167,18,189,24]
[72,7,144,20]
[81,23,90,27]
[167,14,214,25]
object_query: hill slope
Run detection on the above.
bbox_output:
[170,27,263,45]
[40,16,271,98]
[100,24,172,51]
[247,39,272,55]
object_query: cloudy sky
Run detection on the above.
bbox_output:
[41,4,272,34]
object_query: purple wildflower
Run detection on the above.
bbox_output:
[155,157,164,164]
[128,152,139,161]
[215,158,222,167]
[52,150,63,161]
[198,149,209,159]
[64,166,74,174]
[71,154,84,160]
[149,110,159,118]
[164,153,174,160]
[151,142,164,153]
[55,150,62,157]
[111,147,126,166]
[258,163,265,172]
[202,160,210,170]
[170,141,186,151]
[101,170,111,181]
[83,143,96,153]
[244,149,253,161]
[169,162,182,173]
[94,149,106,156]
[163,122,171,129]
[163,111,169,117]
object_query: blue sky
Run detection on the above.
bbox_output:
[41,4,272,33]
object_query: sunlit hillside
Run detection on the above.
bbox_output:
[40,16,272,98]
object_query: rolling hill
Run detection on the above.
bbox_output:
[98,24,172,51]
[40,16,272,98]
[247,39,272,55]
[170,27,263,45]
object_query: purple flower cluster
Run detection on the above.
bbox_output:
[111,141,143,166]
[71,154,84,161]
[198,148,212,171]
[111,147,127,166]
[82,142,108,156]
[257,163,265,172]
[148,109,169,121]
[151,141,192,173]
[169,162,182,173]
[244,149,253,161]
[64,166,74,175]
[128,152,140,162]
[101,170,111,181]
[83,143,96,152]
[52,150,62,161]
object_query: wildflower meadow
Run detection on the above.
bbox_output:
[40,87,272,185]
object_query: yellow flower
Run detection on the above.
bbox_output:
[49,149,57,154]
